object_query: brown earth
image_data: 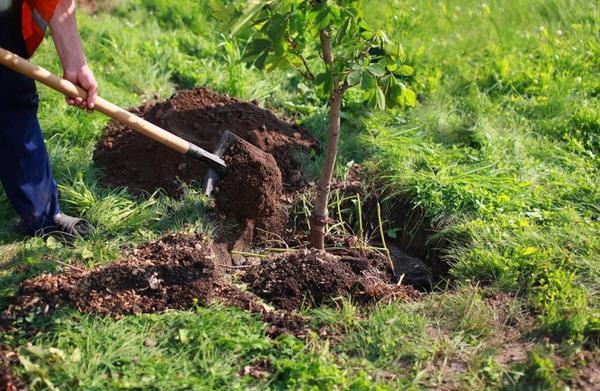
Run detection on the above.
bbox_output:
[215,138,287,242]
[94,87,315,244]
[93,87,316,197]
[4,235,417,336]
[10,234,237,317]
[4,234,306,337]
[243,249,420,311]
[570,351,600,391]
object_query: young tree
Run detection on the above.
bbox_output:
[233,0,416,249]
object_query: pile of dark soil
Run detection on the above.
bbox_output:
[243,249,420,311]
[215,139,282,222]
[11,234,238,317]
[94,87,315,197]
[3,234,306,337]
[4,235,418,338]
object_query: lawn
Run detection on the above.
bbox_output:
[0,0,598,389]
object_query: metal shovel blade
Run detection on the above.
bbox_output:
[203,130,243,196]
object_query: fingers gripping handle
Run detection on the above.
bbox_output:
[0,47,225,169]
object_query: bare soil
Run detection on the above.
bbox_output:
[94,87,315,197]
[571,351,600,391]
[243,249,420,311]
[3,234,417,338]
[214,138,284,235]
[11,234,236,317]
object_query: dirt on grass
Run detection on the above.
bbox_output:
[3,234,418,337]
[94,87,315,197]
[10,234,237,317]
[243,249,420,311]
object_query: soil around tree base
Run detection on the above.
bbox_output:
[3,234,418,337]
[243,249,419,311]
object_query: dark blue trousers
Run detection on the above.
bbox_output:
[1,6,60,234]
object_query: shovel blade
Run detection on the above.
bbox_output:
[203,130,243,196]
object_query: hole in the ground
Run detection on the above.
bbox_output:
[362,197,450,290]
[288,183,450,291]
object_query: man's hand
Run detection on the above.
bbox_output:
[63,65,97,110]
[50,0,97,111]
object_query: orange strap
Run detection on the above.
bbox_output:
[21,0,60,57]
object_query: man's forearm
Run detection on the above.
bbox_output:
[49,0,86,73]
[48,0,97,109]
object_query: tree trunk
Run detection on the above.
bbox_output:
[310,90,342,249]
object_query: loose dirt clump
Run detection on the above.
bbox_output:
[214,139,283,222]
[243,249,419,311]
[94,87,316,197]
[3,234,309,338]
[11,234,234,317]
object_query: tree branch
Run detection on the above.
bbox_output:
[319,29,334,66]
[299,54,315,80]
[287,36,315,81]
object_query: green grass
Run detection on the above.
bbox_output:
[0,0,598,389]
[362,0,599,343]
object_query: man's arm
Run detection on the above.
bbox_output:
[49,0,97,110]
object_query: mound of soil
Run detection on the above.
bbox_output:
[3,234,307,337]
[215,139,282,222]
[12,234,239,316]
[243,249,420,311]
[94,87,316,197]
[4,234,419,339]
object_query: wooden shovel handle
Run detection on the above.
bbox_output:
[0,47,226,169]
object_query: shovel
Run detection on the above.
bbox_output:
[0,47,237,194]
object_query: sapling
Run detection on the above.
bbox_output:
[234,0,416,249]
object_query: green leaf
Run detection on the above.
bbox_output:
[385,61,398,72]
[397,65,414,76]
[368,63,386,77]
[230,1,267,35]
[273,36,287,55]
[254,51,269,70]
[335,18,351,45]
[520,247,539,256]
[347,70,362,86]
[384,42,406,62]
[244,39,271,58]
[361,72,376,90]
[365,89,377,110]
[404,87,417,107]
[81,248,94,260]
[376,86,386,110]
[387,228,400,239]
[46,236,62,250]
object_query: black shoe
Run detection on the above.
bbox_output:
[16,214,95,242]
[51,213,95,238]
